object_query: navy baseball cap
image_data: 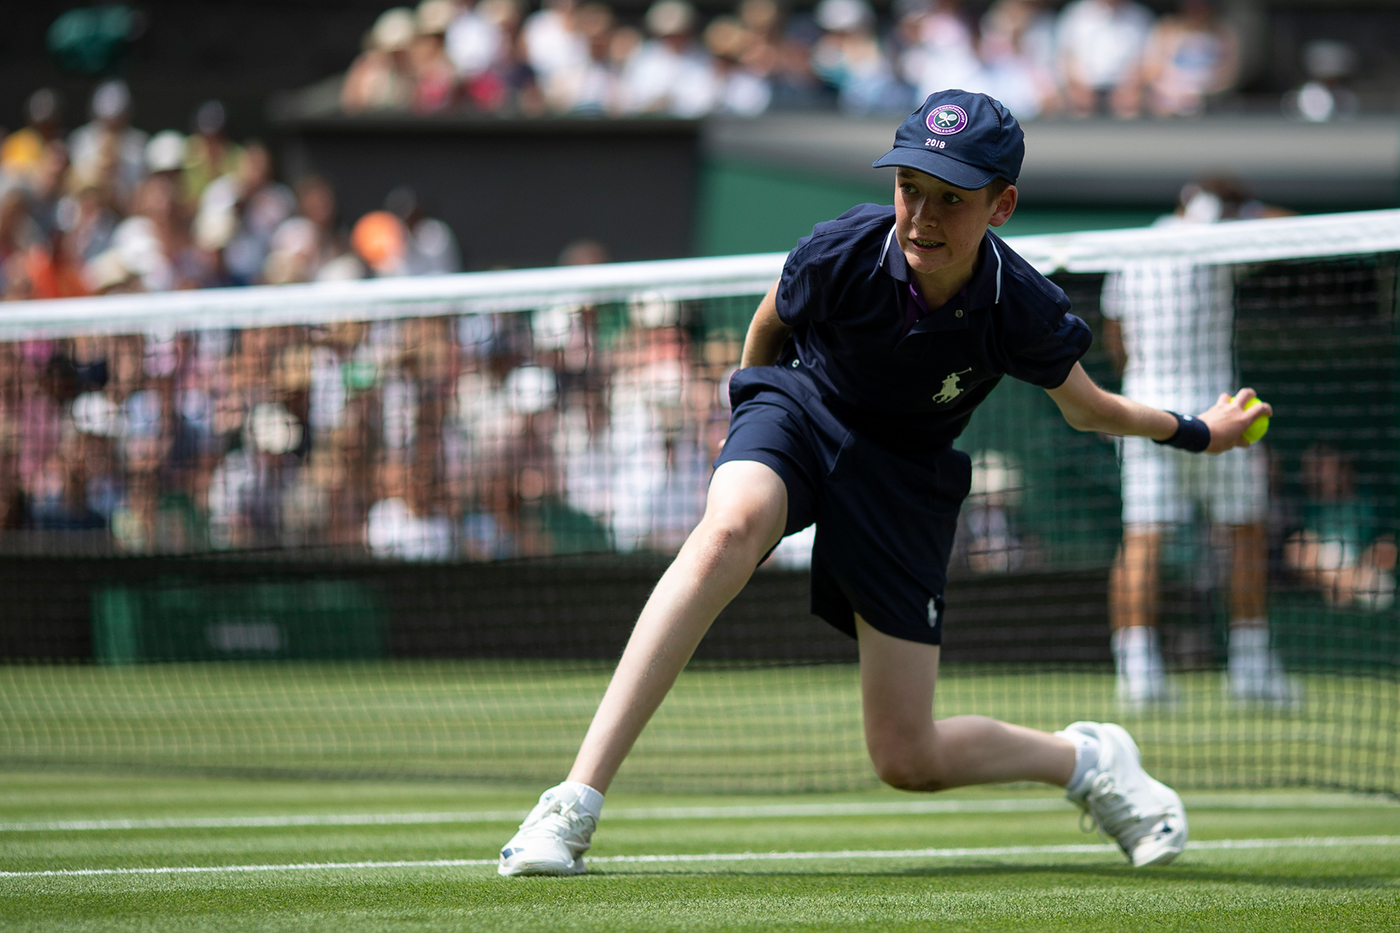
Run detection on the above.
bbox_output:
[872,90,1024,189]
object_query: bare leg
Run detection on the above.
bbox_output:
[1110,527,1162,632]
[856,615,1074,791]
[1227,522,1301,701]
[1108,527,1167,702]
[1229,523,1268,625]
[566,460,789,793]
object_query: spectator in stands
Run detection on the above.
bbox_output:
[1284,39,1360,123]
[604,308,706,551]
[725,0,805,112]
[104,175,181,292]
[984,0,1057,82]
[263,214,326,285]
[0,186,43,300]
[25,141,72,239]
[485,0,549,115]
[410,0,461,113]
[1141,0,1239,118]
[447,0,507,92]
[342,7,418,113]
[1055,0,1155,118]
[1,89,64,190]
[62,168,119,266]
[523,0,589,89]
[760,7,835,110]
[352,209,412,277]
[68,80,148,210]
[541,2,621,114]
[976,0,1061,119]
[202,142,296,286]
[385,185,463,274]
[1285,445,1397,611]
[618,0,721,117]
[23,187,90,302]
[703,16,773,116]
[183,101,242,209]
[145,131,186,186]
[366,459,456,559]
[811,0,911,115]
[265,175,364,285]
[900,0,981,104]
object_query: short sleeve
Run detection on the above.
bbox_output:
[774,249,828,327]
[1004,311,1094,389]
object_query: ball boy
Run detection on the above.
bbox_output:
[499,91,1269,875]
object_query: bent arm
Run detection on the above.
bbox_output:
[1045,363,1273,454]
[1045,363,1176,439]
[739,280,791,369]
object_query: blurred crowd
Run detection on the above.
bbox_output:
[0,81,459,304]
[0,288,736,561]
[342,0,1249,120]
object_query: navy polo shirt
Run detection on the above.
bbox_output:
[774,203,1092,452]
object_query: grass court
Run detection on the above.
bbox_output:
[3,661,1398,930]
[2,773,1398,932]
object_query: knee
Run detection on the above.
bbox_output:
[867,736,945,792]
[692,509,775,569]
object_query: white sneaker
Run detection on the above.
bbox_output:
[1228,628,1302,707]
[1059,721,1187,867]
[498,783,600,877]
[1113,627,1170,712]
[1228,663,1302,707]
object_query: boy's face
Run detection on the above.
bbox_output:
[894,168,1017,289]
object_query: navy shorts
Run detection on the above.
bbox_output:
[714,364,971,645]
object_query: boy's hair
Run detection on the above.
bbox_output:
[985,178,1012,202]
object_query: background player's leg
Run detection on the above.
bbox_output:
[855,615,1075,791]
[1226,521,1293,701]
[1229,522,1268,623]
[1109,529,1161,630]
[1109,527,1168,705]
[566,459,788,793]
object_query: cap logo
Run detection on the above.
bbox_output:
[926,105,968,136]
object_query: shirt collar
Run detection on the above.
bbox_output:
[877,226,1004,310]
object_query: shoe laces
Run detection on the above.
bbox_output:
[1080,773,1158,846]
[524,798,595,843]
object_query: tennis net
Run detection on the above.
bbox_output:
[1,209,1398,795]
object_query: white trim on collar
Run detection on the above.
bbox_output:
[988,236,1003,304]
[878,225,896,269]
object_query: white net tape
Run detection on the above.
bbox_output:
[1,209,1396,340]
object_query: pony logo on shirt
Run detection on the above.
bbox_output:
[932,368,972,404]
[925,105,968,136]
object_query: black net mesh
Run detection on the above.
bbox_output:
[0,247,1396,795]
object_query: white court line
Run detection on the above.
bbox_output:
[0,793,1390,833]
[2,836,1398,879]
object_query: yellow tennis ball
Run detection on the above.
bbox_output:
[1230,395,1270,443]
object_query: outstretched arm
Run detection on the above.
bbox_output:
[1045,363,1272,454]
[739,280,791,369]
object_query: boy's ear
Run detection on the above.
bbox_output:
[988,185,1018,228]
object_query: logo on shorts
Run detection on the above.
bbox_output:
[932,368,972,404]
[927,598,940,628]
[926,105,968,136]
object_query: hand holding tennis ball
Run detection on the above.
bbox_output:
[1230,394,1270,444]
